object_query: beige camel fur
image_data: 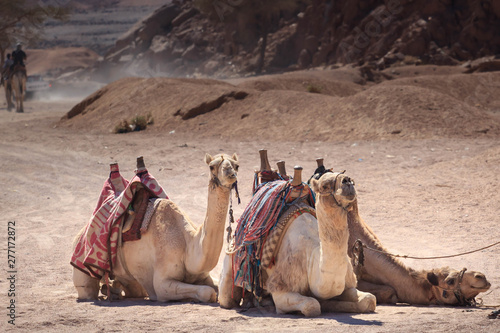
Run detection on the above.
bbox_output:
[11,71,26,113]
[73,153,239,302]
[219,171,376,316]
[347,203,491,304]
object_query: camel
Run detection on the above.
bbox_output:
[73,152,239,302]
[11,70,26,113]
[219,167,376,316]
[346,203,491,305]
[308,158,491,305]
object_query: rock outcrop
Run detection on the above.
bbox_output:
[99,0,500,78]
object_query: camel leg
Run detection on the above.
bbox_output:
[5,84,13,110]
[198,273,218,293]
[153,275,217,303]
[72,267,99,300]
[272,291,321,317]
[320,287,376,313]
[357,280,398,304]
[18,89,23,113]
[218,254,242,308]
[112,279,148,299]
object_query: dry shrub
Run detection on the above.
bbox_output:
[114,113,154,134]
[114,119,131,134]
[306,84,322,94]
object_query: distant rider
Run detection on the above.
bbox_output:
[1,53,14,85]
[10,43,27,78]
[12,43,27,67]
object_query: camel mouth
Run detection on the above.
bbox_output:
[471,282,491,291]
[341,186,356,199]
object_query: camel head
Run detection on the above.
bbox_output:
[205,153,239,189]
[421,267,491,305]
[310,171,356,211]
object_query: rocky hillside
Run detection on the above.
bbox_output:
[38,0,167,54]
[99,0,500,79]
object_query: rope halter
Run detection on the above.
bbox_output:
[431,267,475,306]
[444,268,476,306]
[315,171,355,211]
[208,155,237,190]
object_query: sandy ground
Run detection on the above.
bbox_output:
[1,98,499,332]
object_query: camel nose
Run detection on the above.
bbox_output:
[342,177,354,186]
[225,168,236,179]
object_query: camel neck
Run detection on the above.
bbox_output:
[316,201,350,257]
[347,211,433,304]
[193,183,231,273]
[308,196,351,299]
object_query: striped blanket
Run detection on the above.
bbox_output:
[231,180,315,297]
[70,164,167,279]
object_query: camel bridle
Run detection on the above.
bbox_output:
[209,155,237,190]
[208,155,240,249]
[437,267,475,306]
[315,171,355,212]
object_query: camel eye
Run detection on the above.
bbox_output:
[446,278,456,285]
[234,164,239,171]
[210,166,214,171]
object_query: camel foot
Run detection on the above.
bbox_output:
[358,292,377,313]
[197,286,217,303]
[301,300,322,317]
[101,284,125,300]
[273,292,321,317]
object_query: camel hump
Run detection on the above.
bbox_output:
[154,199,187,222]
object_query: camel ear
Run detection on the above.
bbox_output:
[205,153,213,165]
[310,178,320,193]
[231,153,238,162]
[427,272,439,286]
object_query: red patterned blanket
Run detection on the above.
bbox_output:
[70,163,167,279]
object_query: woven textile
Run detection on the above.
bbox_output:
[93,164,129,215]
[232,180,315,297]
[71,167,167,279]
[260,202,316,268]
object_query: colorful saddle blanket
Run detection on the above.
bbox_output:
[231,180,315,297]
[70,165,167,279]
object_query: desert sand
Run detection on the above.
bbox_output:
[1,66,500,332]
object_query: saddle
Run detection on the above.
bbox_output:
[9,64,26,80]
[121,185,161,242]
